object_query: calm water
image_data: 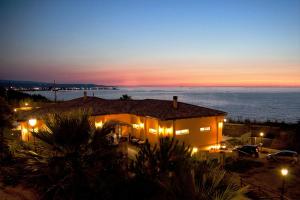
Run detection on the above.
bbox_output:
[27,87,300,123]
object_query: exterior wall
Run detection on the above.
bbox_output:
[20,114,225,151]
[159,116,224,150]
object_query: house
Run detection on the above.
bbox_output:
[19,95,226,151]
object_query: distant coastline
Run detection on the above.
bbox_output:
[0,80,118,91]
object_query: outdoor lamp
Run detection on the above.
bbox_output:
[281,168,288,176]
[28,118,37,127]
[260,132,264,137]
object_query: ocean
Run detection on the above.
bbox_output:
[27,87,300,123]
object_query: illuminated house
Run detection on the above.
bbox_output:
[19,95,226,150]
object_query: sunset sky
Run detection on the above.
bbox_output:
[1,0,300,86]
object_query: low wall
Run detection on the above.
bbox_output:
[223,123,281,138]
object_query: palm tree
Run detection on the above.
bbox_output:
[0,97,13,161]
[120,94,132,100]
[132,137,248,200]
[28,109,121,199]
[194,161,248,200]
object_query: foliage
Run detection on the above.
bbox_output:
[0,87,49,105]
[0,96,13,162]
[120,94,132,100]
[131,137,247,200]
[24,110,126,200]
[194,161,248,200]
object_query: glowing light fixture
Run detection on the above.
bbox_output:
[191,147,198,155]
[281,168,288,176]
[25,102,29,106]
[159,126,164,134]
[28,118,37,127]
[175,129,189,135]
[95,121,103,129]
[149,128,157,134]
[260,132,264,137]
[139,123,144,129]
[218,122,223,128]
[200,127,210,132]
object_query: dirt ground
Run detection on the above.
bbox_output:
[0,185,38,200]
[235,156,300,200]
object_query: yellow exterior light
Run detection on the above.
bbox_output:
[139,123,144,129]
[133,124,139,129]
[175,129,189,135]
[149,128,157,134]
[159,126,164,134]
[28,118,37,127]
[25,102,29,106]
[14,108,17,112]
[223,118,227,122]
[191,147,198,155]
[95,121,103,129]
[218,122,223,128]
[166,127,173,135]
[260,132,264,137]
[281,168,288,176]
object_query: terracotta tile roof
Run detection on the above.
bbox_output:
[20,96,226,120]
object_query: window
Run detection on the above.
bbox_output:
[149,128,157,134]
[175,129,189,135]
[200,127,210,132]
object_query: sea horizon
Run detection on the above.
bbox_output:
[27,86,300,123]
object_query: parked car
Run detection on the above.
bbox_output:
[234,145,259,158]
[266,150,298,164]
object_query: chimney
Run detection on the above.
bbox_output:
[173,96,178,109]
[83,91,87,100]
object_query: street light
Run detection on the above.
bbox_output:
[28,118,37,151]
[259,132,264,151]
[280,168,288,200]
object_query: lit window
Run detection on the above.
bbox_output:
[200,127,210,132]
[95,121,103,128]
[132,124,139,129]
[133,123,144,129]
[159,126,164,134]
[149,128,157,134]
[218,122,223,128]
[175,129,189,135]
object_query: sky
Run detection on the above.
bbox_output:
[0,0,300,86]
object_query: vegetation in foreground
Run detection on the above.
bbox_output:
[0,87,49,106]
[0,110,247,200]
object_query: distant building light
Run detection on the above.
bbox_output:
[25,102,29,106]
[224,118,227,122]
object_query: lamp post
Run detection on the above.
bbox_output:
[259,132,264,151]
[280,168,288,200]
[28,118,37,152]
